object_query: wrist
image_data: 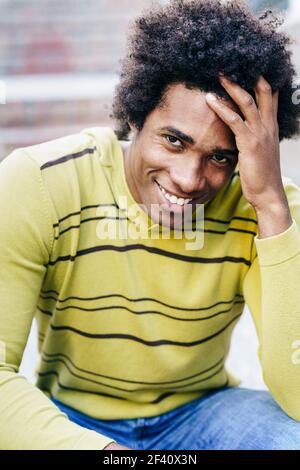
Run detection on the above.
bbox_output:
[254,200,293,239]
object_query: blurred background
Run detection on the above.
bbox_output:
[0,0,299,389]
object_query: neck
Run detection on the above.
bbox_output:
[119,140,141,205]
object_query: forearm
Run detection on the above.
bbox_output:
[254,219,300,419]
[0,370,117,449]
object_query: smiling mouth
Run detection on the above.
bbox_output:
[155,180,205,208]
[155,181,194,207]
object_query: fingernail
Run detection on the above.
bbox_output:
[206,93,217,101]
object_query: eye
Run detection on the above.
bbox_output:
[163,134,183,148]
[211,154,231,165]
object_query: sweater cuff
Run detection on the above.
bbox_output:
[72,429,117,450]
[254,218,300,267]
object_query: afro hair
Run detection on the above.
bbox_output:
[111,0,300,142]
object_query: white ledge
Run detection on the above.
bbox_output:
[3,73,118,102]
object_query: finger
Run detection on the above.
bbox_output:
[254,76,274,124]
[206,93,252,138]
[219,75,261,128]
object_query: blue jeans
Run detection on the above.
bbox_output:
[51,387,300,450]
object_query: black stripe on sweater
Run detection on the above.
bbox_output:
[48,312,242,346]
[39,355,225,391]
[37,300,244,322]
[41,351,225,385]
[53,208,257,230]
[39,291,244,311]
[40,147,97,170]
[46,245,251,267]
[40,381,177,404]
[54,220,257,239]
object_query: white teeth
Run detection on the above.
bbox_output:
[158,183,192,205]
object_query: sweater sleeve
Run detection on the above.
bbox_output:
[242,177,300,421]
[0,149,117,450]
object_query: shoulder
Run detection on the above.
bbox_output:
[13,126,119,197]
[2,126,119,223]
[17,126,116,170]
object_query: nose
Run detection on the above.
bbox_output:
[169,159,206,196]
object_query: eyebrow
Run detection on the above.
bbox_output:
[159,126,238,158]
[159,126,195,145]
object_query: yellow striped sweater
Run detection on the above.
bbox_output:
[1,126,300,450]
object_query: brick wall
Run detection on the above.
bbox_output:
[0,0,150,75]
[0,0,151,157]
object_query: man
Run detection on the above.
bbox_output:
[1,0,300,450]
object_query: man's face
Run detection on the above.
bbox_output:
[123,82,239,229]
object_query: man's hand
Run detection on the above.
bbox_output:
[205,75,293,238]
[103,442,133,450]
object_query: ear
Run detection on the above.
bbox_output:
[128,121,138,135]
[127,121,138,132]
